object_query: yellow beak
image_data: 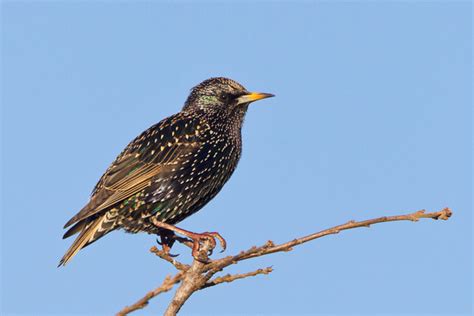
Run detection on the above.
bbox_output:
[236,92,275,105]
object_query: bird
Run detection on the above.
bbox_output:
[59,77,274,266]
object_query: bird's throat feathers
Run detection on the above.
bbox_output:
[186,103,248,137]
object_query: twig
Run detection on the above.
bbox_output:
[202,267,273,289]
[233,208,453,261]
[116,272,184,316]
[118,207,452,315]
[150,246,190,271]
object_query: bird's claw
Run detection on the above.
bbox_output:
[206,231,226,253]
[156,236,179,257]
[190,231,227,259]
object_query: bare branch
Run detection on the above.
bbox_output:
[234,208,453,261]
[163,239,215,316]
[150,246,190,271]
[118,207,452,316]
[203,267,273,289]
[116,272,184,316]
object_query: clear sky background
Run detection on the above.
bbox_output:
[1,1,472,315]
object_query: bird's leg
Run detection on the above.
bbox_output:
[157,230,178,256]
[151,218,226,259]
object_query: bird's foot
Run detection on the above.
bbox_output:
[157,231,179,257]
[185,231,227,259]
[150,218,226,260]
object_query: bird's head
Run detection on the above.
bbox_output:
[182,77,274,115]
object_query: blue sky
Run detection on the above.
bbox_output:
[1,1,472,315]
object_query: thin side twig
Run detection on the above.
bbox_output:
[116,271,184,316]
[202,267,273,289]
[150,246,190,271]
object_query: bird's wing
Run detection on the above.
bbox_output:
[63,114,202,228]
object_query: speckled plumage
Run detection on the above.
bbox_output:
[59,77,273,266]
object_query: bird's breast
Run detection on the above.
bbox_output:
[186,129,241,190]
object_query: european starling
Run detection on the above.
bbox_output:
[59,77,274,266]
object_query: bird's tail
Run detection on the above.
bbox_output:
[58,216,105,267]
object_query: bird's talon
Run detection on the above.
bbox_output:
[187,232,227,260]
[204,232,227,253]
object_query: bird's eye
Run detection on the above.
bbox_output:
[220,93,231,103]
